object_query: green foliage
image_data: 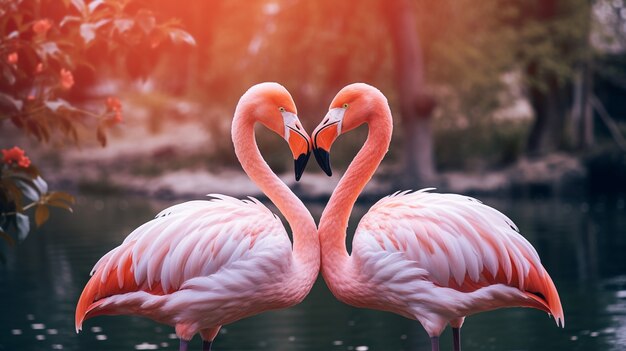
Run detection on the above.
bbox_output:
[416,0,519,123]
[0,0,195,146]
[434,119,530,170]
[511,0,591,91]
[0,154,75,246]
[0,0,195,254]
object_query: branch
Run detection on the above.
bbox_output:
[590,95,626,152]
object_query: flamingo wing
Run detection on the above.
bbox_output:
[76,195,292,331]
[352,189,564,326]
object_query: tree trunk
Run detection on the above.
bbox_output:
[526,71,570,155]
[525,0,593,155]
[570,62,594,149]
[381,0,436,186]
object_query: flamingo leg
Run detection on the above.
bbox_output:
[452,327,461,351]
[202,340,213,351]
[430,336,439,351]
[179,339,189,351]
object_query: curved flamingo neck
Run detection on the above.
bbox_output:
[319,102,392,279]
[231,108,319,276]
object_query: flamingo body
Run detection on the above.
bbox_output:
[345,189,563,336]
[76,82,319,349]
[312,83,564,349]
[76,196,303,339]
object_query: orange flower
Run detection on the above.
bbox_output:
[2,146,31,168]
[33,19,52,35]
[7,52,18,64]
[60,68,74,90]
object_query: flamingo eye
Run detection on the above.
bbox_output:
[342,103,349,109]
[278,107,286,112]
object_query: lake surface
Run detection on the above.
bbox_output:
[1,193,625,350]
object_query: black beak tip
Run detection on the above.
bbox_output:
[313,147,332,177]
[294,152,310,182]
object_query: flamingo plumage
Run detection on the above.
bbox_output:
[312,83,564,351]
[75,82,320,351]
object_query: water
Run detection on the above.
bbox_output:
[1,193,625,350]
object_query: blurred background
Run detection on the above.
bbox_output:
[1,0,626,350]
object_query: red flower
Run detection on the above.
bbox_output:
[7,52,18,64]
[106,97,123,123]
[33,19,52,35]
[60,68,74,90]
[106,97,122,111]
[35,62,43,74]
[2,146,31,168]
[112,111,123,123]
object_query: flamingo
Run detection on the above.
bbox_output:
[75,82,320,351]
[311,83,564,351]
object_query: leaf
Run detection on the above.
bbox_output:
[2,65,16,85]
[32,176,48,195]
[47,200,73,212]
[168,28,196,46]
[58,115,79,143]
[43,191,75,213]
[19,165,41,179]
[28,118,50,142]
[60,15,82,27]
[0,230,15,246]
[10,116,24,128]
[136,10,156,34]
[114,19,134,34]
[38,42,60,60]
[0,93,23,111]
[13,178,41,202]
[93,19,110,29]
[96,126,107,147]
[15,213,29,240]
[35,205,49,228]
[2,178,23,210]
[11,173,48,201]
[88,0,106,13]
[44,99,78,112]
[46,191,75,204]
[79,23,96,45]
[70,0,86,15]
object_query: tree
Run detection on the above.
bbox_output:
[381,0,436,186]
[0,0,194,253]
[509,0,591,155]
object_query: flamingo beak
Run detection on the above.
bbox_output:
[294,151,310,181]
[312,121,340,177]
[287,131,311,181]
[283,114,311,181]
[313,146,332,176]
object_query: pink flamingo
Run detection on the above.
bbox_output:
[312,83,564,351]
[75,83,319,351]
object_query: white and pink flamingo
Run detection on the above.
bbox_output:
[312,83,564,351]
[75,83,319,351]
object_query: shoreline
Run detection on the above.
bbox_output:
[40,152,587,202]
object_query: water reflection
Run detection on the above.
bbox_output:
[0,194,624,350]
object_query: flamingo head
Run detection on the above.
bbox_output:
[312,83,387,176]
[242,82,312,181]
